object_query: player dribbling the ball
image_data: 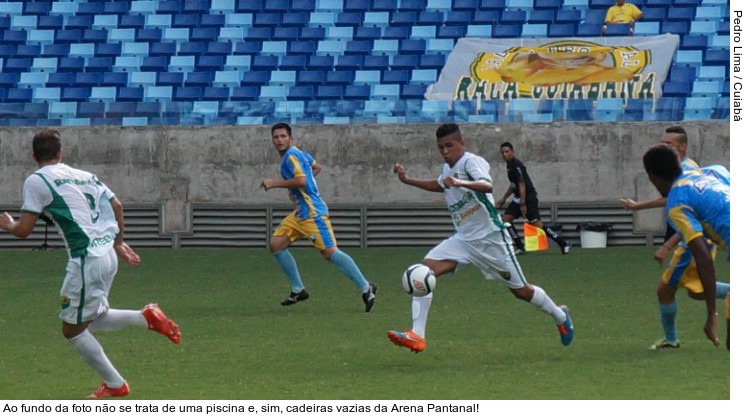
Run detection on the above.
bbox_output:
[387,123,574,353]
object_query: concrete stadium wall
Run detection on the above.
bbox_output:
[0,122,730,233]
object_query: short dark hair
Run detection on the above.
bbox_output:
[32,129,61,163]
[665,126,687,144]
[500,142,514,150]
[271,122,292,137]
[643,144,682,182]
[435,123,461,139]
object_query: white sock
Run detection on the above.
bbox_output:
[68,330,125,388]
[88,309,147,333]
[529,285,566,324]
[411,293,433,338]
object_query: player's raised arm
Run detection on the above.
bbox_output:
[393,163,443,193]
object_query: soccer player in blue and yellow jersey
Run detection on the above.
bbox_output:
[622,126,729,350]
[644,144,730,349]
[260,123,378,312]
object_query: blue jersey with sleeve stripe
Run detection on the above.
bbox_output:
[280,146,328,220]
[665,169,730,252]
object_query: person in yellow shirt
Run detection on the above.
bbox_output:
[603,0,644,35]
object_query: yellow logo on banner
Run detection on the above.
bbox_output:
[457,40,655,100]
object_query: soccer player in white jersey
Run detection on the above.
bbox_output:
[386,123,574,353]
[0,129,181,398]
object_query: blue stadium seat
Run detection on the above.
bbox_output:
[419,54,446,69]
[269,70,296,85]
[690,21,719,35]
[642,8,667,21]
[588,0,615,8]
[141,56,168,72]
[192,28,220,42]
[347,40,374,55]
[452,0,479,9]
[122,42,150,57]
[31,57,57,73]
[529,9,555,23]
[90,87,117,103]
[646,0,673,7]
[662,81,692,97]
[566,100,593,121]
[287,85,315,100]
[660,21,689,35]
[400,85,426,100]
[77,102,106,118]
[326,70,354,84]
[522,24,548,38]
[681,35,708,50]
[390,11,418,26]
[634,21,660,36]
[699,66,726,81]
[231,86,260,101]
[362,55,390,70]
[493,25,522,38]
[169,56,196,72]
[258,85,288,101]
[106,102,137,118]
[18,72,47,89]
[185,71,214,87]
[183,0,210,14]
[466,24,492,37]
[667,7,696,21]
[53,29,82,44]
[675,50,703,67]
[336,55,364,70]
[704,49,728,66]
[3,57,32,73]
[144,15,171,29]
[61,87,91,102]
[88,57,115,72]
[595,98,624,121]
[196,55,225,72]
[32,87,60,103]
[136,29,163,43]
[129,71,157,88]
[344,85,371,100]
[203,87,230,101]
[92,15,118,30]
[307,55,335,70]
[437,26,466,39]
[241,71,270,85]
[28,29,55,45]
[144,86,173,102]
[251,55,279,70]
[75,72,103,87]
[501,10,527,24]
[234,41,261,55]
[696,6,723,20]
[391,55,418,70]
[534,0,562,8]
[278,55,306,70]
[120,15,145,29]
[96,43,122,57]
[605,24,632,36]
[297,70,326,85]
[101,72,128,87]
[254,12,282,27]
[354,70,381,85]
[38,15,63,30]
[647,97,684,121]
[548,24,575,37]
[174,86,204,101]
[54,65,84,82]
[157,72,185,87]
[400,39,426,55]
[172,14,200,29]
[683,97,716,120]
[112,56,141,73]
[691,80,722,97]
[382,26,410,40]
[47,72,74,87]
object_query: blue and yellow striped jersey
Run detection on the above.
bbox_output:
[666,168,730,252]
[280,146,328,220]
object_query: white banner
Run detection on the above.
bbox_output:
[426,34,680,101]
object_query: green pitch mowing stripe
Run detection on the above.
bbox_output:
[0,247,729,400]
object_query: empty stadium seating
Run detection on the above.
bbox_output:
[0,0,731,126]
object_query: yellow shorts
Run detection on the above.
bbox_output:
[661,244,717,294]
[273,213,337,251]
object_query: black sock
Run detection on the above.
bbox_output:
[544,226,567,247]
[508,224,525,251]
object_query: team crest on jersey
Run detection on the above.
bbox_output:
[60,296,71,309]
[498,270,512,281]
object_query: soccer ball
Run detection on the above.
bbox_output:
[401,264,436,296]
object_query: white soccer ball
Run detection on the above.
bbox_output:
[401,264,436,296]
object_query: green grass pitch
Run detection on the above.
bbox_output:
[0,247,729,400]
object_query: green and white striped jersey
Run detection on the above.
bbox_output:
[21,163,119,258]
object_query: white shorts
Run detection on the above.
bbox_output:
[59,250,118,325]
[425,230,528,289]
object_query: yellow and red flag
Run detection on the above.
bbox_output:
[523,223,549,252]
